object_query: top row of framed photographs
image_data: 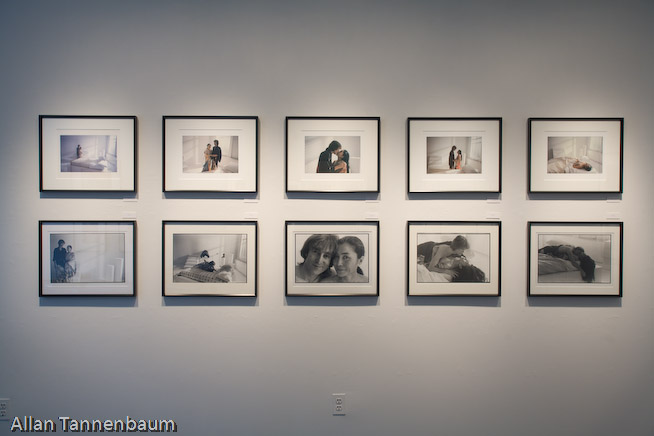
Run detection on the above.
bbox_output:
[39,116,623,194]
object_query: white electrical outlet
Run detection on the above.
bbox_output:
[332,393,346,415]
[0,398,10,421]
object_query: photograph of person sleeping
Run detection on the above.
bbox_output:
[305,136,361,174]
[294,233,369,283]
[172,233,247,283]
[537,233,611,284]
[182,135,239,174]
[546,136,603,174]
[60,135,118,172]
[416,233,489,283]
[426,136,482,174]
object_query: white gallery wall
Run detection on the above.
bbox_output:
[1,0,653,435]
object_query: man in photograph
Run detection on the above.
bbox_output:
[448,145,457,169]
[211,139,222,170]
[52,239,67,282]
[316,140,342,173]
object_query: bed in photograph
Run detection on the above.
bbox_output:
[416,263,450,282]
[68,156,116,172]
[546,156,601,174]
[174,250,246,283]
[537,253,609,283]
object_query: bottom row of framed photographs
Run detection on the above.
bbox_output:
[39,220,623,297]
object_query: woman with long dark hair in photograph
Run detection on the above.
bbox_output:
[333,149,350,173]
[323,236,368,283]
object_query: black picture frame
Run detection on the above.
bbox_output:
[162,221,258,297]
[39,221,136,296]
[285,116,380,193]
[528,221,623,296]
[528,118,623,193]
[407,117,502,193]
[407,221,501,296]
[285,220,380,296]
[162,116,259,193]
[39,115,137,192]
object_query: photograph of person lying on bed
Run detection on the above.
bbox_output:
[172,234,247,283]
[537,234,612,284]
[60,135,118,173]
[546,136,603,174]
[416,234,489,283]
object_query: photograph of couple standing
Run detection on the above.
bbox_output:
[426,136,482,174]
[304,136,361,174]
[181,136,240,174]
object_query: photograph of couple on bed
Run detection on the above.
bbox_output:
[537,234,611,284]
[172,233,248,283]
[546,136,603,174]
[416,234,489,283]
[60,135,118,173]
[295,233,370,284]
[182,135,240,174]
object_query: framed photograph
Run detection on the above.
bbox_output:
[408,118,501,193]
[528,222,623,296]
[39,115,136,192]
[39,221,135,296]
[286,117,380,193]
[163,116,258,192]
[407,221,501,296]
[162,221,257,296]
[528,118,623,193]
[285,221,379,296]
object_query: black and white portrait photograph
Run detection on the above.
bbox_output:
[163,221,257,296]
[163,116,258,192]
[546,136,603,174]
[529,118,623,193]
[60,135,117,172]
[528,222,622,296]
[40,221,135,296]
[408,118,501,193]
[181,135,239,174]
[286,221,379,296]
[426,136,482,174]
[40,115,136,191]
[305,136,361,174]
[407,221,501,296]
[286,117,379,193]
[294,233,369,283]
